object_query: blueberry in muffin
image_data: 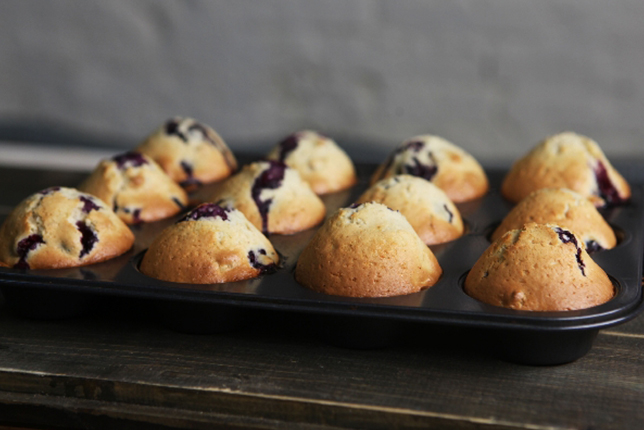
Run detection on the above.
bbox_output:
[0,187,134,270]
[372,135,488,203]
[266,130,357,195]
[137,117,237,189]
[79,151,188,224]
[140,203,279,284]
[501,132,630,207]
[210,160,326,235]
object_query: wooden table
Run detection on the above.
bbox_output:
[0,166,642,430]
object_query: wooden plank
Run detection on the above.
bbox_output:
[0,301,642,429]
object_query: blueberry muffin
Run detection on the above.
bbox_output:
[210,160,326,235]
[265,130,357,194]
[356,175,464,245]
[491,188,616,252]
[501,132,630,207]
[140,203,279,284]
[295,202,442,297]
[137,117,237,189]
[0,187,134,270]
[371,135,488,203]
[79,152,188,224]
[465,223,614,311]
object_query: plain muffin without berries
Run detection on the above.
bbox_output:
[0,187,134,270]
[265,130,357,195]
[501,132,630,207]
[210,160,326,235]
[491,188,617,252]
[465,223,614,311]
[140,203,279,284]
[295,202,442,297]
[356,175,464,245]
[371,135,488,203]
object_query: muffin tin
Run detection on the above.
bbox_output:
[0,161,642,365]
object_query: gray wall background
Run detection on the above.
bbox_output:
[0,0,642,163]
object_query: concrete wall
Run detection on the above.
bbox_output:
[0,0,642,163]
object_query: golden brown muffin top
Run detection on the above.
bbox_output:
[210,160,326,235]
[0,187,134,270]
[371,135,488,203]
[465,223,614,311]
[79,151,188,224]
[266,130,357,195]
[137,117,237,189]
[356,175,464,245]
[295,202,442,297]
[501,132,630,207]
[492,187,616,251]
[140,203,279,284]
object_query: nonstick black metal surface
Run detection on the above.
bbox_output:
[0,162,642,365]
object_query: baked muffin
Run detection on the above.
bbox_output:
[356,175,464,245]
[79,152,188,224]
[465,223,614,311]
[491,188,616,252]
[501,132,630,207]
[210,160,326,234]
[265,130,357,194]
[295,202,442,297]
[137,117,237,189]
[371,135,488,203]
[0,187,134,270]
[140,203,279,284]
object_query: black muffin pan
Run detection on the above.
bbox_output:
[0,164,643,365]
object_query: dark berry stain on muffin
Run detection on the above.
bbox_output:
[76,221,98,258]
[179,160,202,188]
[277,133,300,161]
[585,240,603,253]
[188,122,210,139]
[39,187,61,195]
[172,197,185,209]
[251,161,287,233]
[399,152,438,181]
[405,141,425,153]
[187,121,237,171]
[381,176,401,190]
[378,141,423,180]
[14,234,45,270]
[132,209,142,224]
[80,196,100,213]
[113,152,148,169]
[165,119,188,142]
[180,160,193,176]
[119,206,141,223]
[594,161,627,206]
[555,227,586,276]
[247,250,277,275]
[443,204,454,223]
[188,122,218,147]
[180,203,230,222]
[376,140,438,182]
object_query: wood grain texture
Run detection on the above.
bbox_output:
[0,297,641,430]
